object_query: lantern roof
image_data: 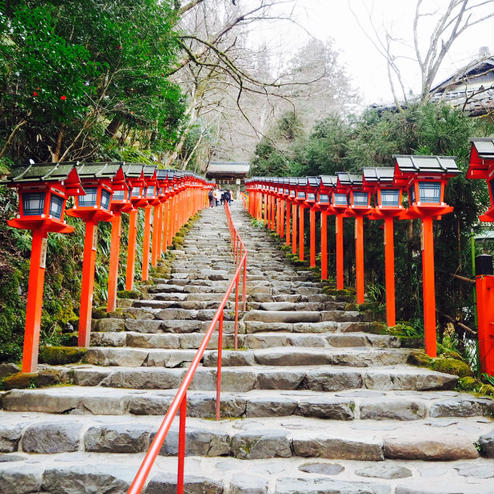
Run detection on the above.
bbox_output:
[467,138,494,179]
[3,162,79,184]
[336,172,363,187]
[122,164,145,178]
[470,138,494,159]
[156,169,169,180]
[307,176,320,187]
[74,162,125,180]
[393,155,460,176]
[289,178,298,186]
[319,175,338,188]
[143,165,157,178]
[297,177,306,186]
[362,167,395,185]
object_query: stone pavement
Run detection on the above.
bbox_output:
[0,201,492,493]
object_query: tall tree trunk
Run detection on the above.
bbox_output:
[49,124,65,162]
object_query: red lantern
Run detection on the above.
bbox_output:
[394,154,460,357]
[3,163,83,372]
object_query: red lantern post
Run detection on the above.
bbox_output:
[329,179,350,290]
[305,177,320,268]
[289,178,298,253]
[141,166,158,282]
[106,166,132,313]
[394,155,460,357]
[66,163,124,347]
[467,138,494,374]
[316,176,337,281]
[125,167,147,291]
[4,163,83,372]
[337,173,373,304]
[363,167,405,327]
[295,177,307,260]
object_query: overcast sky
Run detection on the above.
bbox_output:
[248,0,494,107]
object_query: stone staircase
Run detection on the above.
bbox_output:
[0,202,492,494]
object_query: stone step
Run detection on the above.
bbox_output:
[0,412,486,462]
[243,320,368,334]
[60,364,458,392]
[90,331,402,350]
[83,346,410,368]
[1,451,491,494]
[244,310,361,323]
[94,318,237,334]
[131,299,233,310]
[3,387,492,420]
[248,301,347,311]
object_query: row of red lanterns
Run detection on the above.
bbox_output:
[246,153,461,359]
[3,162,213,373]
[247,142,494,373]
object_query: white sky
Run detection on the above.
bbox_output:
[247,0,494,106]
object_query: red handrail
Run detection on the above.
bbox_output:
[127,201,247,494]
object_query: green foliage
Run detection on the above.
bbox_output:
[0,0,184,163]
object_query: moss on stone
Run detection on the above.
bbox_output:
[39,346,87,365]
[369,321,388,334]
[431,357,473,377]
[457,376,478,392]
[477,384,494,397]
[1,372,36,390]
[407,350,433,367]
[117,290,142,300]
[59,332,79,346]
[91,307,108,319]
[398,336,423,348]
[1,368,62,390]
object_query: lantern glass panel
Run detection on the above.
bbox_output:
[79,187,98,207]
[112,189,126,201]
[334,193,347,205]
[297,191,306,199]
[101,189,111,209]
[146,186,156,198]
[319,194,329,203]
[409,186,416,205]
[380,189,400,207]
[307,193,316,201]
[418,181,441,203]
[23,192,45,216]
[490,178,494,205]
[131,187,141,198]
[49,194,64,219]
[353,192,369,206]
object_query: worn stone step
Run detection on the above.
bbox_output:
[1,452,491,494]
[90,331,402,350]
[249,301,347,311]
[244,320,369,334]
[3,387,492,421]
[0,412,486,462]
[94,318,237,334]
[82,346,410,368]
[131,299,232,310]
[150,292,225,302]
[61,364,458,392]
[111,306,237,322]
[244,310,360,323]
